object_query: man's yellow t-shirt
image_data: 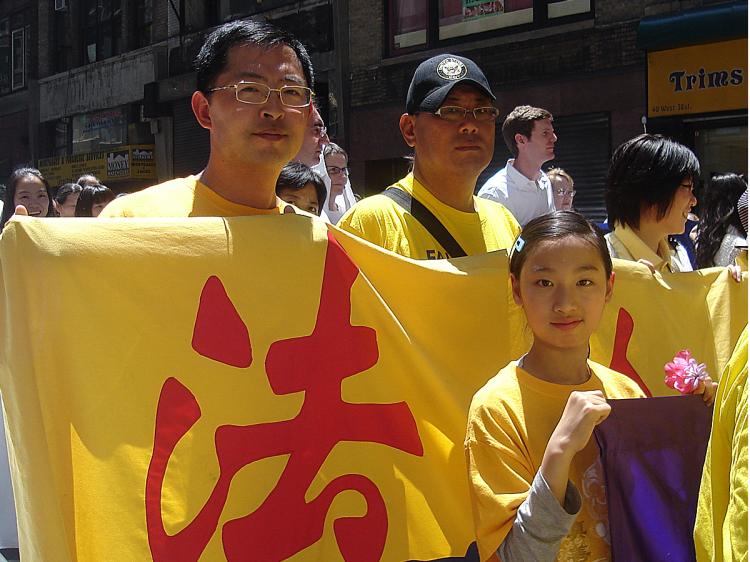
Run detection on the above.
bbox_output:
[466,361,645,562]
[99,175,289,218]
[338,174,520,259]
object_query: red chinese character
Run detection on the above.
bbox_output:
[146,232,424,561]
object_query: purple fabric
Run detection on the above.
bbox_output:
[594,396,712,562]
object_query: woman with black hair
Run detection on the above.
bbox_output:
[695,173,747,268]
[0,167,55,230]
[604,134,698,272]
[75,184,115,217]
[54,182,82,217]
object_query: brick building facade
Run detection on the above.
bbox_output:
[0,0,37,180]
[0,0,745,221]
[19,0,344,193]
[344,0,747,220]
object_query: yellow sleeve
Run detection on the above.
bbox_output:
[466,399,535,562]
[695,327,748,562]
[337,204,388,248]
[726,373,748,562]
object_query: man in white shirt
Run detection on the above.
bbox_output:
[477,105,557,226]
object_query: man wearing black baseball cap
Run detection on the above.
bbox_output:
[338,54,519,260]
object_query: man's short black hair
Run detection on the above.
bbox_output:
[606,134,700,229]
[276,162,326,211]
[195,20,314,94]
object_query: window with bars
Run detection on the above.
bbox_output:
[0,13,28,94]
[83,0,123,64]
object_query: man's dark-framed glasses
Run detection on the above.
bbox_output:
[208,81,314,108]
[433,106,500,122]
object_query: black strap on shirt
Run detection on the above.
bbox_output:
[382,187,467,258]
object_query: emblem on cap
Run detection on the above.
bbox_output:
[436,57,467,81]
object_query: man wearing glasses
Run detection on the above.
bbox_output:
[477,105,558,226]
[294,104,329,168]
[101,20,315,217]
[338,54,519,260]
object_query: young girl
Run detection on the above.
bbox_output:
[74,183,115,217]
[465,211,714,562]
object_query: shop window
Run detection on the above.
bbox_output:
[72,108,127,155]
[83,0,123,64]
[387,0,592,56]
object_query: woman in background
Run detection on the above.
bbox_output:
[695,173,747,268]
[75,184,115,217]
[547,168,576,211]
[604,134,697,272]
[54,183,82,217]
[0,167,55,229]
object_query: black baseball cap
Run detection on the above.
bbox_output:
[405,54,495,114]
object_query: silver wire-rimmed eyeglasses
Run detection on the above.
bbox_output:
[208,81,314,108]
[433,106,500,122]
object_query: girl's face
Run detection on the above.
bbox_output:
[14,175,50,217]
[511,236,614,352]
[91,200,108,217]
[645,177,697,236]
[662,178,697,235]
[55,192,79,217]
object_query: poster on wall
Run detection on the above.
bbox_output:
[462,0,504,20]
[440,0,532,40]
[38,145,156,187]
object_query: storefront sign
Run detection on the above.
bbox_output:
[647,39,747,117]
[38,145,156,187]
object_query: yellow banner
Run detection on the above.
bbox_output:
[647,39,747,117]
[37,144,156,187]
[0,216,745,561]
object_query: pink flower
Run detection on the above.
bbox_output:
[664,349,709,394]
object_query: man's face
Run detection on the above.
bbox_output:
[198,44,310,169]
[402,84,495,179]
[296,107,328,166]
[518,118,556,165]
